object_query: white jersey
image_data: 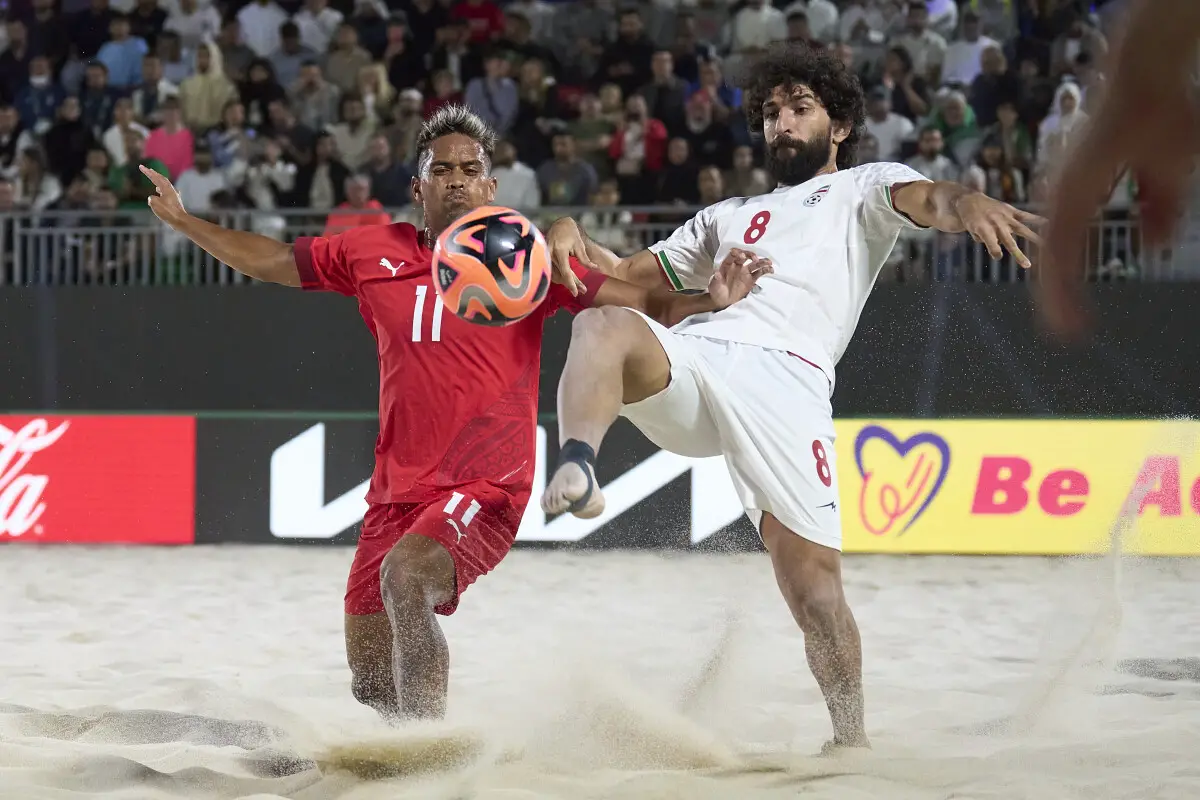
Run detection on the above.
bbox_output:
[648,162,930,391]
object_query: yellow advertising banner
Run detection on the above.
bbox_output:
[837,419,1200,555]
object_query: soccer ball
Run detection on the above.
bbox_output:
[432,206,552,327]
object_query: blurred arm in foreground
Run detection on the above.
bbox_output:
[1042,0,1200,339]
[139,165,302,286]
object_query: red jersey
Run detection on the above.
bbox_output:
[293,222,606,507]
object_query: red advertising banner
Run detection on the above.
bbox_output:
[0,415,195,544]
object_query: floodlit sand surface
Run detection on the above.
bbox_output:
[2,545,1199,799]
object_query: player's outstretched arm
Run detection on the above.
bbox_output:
[546,217,671,290]
[139,165,302,286]
[591,248,772,327]
[890,181,1045,269]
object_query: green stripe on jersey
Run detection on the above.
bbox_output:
[655,250,684,291]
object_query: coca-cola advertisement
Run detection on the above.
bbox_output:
[0,416,195,544]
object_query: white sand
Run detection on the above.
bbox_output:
[2,545,1199,799]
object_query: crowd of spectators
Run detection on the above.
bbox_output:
[0,0,1130,248]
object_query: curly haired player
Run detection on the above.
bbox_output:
[542,43,1044,749]
[138,105,771,721]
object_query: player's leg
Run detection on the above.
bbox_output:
[542,306,675,516]
[703,342,867,747]
[344,612,399,718]
[760,516,867,749]
[343,503,455,720]
[377,534,456,719]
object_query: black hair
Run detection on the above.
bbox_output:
[415,104,497,176]
[738,41,865,170]
[886,45,913,73]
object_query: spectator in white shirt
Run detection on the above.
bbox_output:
[889,2,947,85]
[293,0,343,56]
[906,124,957,182]
[782,0,839,43]
[863,85,913,161]
[14,147,62,212]
[729,0,787,54]
[102,97,150,165]
[942,9,998,87]
[160,143,230,254]
[839,0,887,43]
[164,0,221,51]
[236,0,288,58]
[491,139,540,210]
[175,145,227,212]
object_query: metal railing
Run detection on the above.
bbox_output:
[0,206,1181,286]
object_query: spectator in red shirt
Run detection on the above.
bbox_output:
[322,174,391,234]
[422,69,463,119]
[608,93,667,203]
[450,0,505,45]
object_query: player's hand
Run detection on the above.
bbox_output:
[140,164,187,228]
[955,193,1044,269]
[545,217,596,296]
[1042,50,1200,340]
[708,248,772,309]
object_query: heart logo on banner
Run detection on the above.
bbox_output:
[854,425,951,537]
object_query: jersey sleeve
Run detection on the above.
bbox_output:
[852,162,933,236]
[293,233,357,296]
[647,202,723,292]
[545,258,610,315]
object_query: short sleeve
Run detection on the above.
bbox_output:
[647,202,723,292]
[293,234,356,296]
[545,258,610,316]
[852,162,933,236]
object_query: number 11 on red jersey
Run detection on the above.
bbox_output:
[413,286,445,343]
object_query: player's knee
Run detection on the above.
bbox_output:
[378,536,452,612]
[571,305,634,342]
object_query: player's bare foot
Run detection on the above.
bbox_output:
[541,439,605,518]
[819,736,871,756]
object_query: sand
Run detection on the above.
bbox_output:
[2,545,1199,799]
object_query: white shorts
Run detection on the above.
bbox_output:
[619,310,843,551]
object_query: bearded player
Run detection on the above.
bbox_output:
[541,43,1044,749]
[139,105,770,720]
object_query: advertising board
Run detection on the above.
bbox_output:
[843,419,1200,555]
[196,416,1200,555]
[0,415,196,544]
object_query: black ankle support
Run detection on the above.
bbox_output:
[557,439,596,469]
[556,439,597,514]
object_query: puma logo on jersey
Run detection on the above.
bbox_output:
[380,258,406,276]
[447,518,466,542]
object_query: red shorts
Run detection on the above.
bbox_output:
[345,483,525,617]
